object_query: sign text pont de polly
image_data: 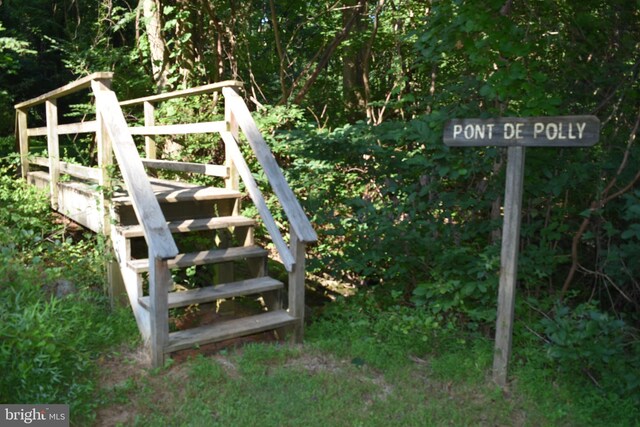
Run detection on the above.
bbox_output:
[443,116,600,147]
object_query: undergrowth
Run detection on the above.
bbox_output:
[0,159,137,425]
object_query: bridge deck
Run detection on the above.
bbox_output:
[27,170,232,232]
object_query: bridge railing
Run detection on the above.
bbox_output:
[15,73,179,366]
[15,72,317,344]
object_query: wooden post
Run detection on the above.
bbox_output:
[144,101,157,160]
[288,229,306,343]
[16,109,29,179]
[46,99,59,209]
[218,93,241,284]
[492,146,526,387]
[149,254,171,368]
[93,78,127,306]
[224,91,240,214]
[95,78,113,234]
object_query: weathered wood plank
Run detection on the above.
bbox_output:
[96,77,113,237]
[444,116,600,147]
[222,87,317,244]
[144,101,156,159]
[138,277,284,310]
[149,256,171,368]
[141,159,228,177]
[492,146,526,387]
[26,127,47,137]
[27,121,98,136]
[58,121,98,135]
[15,72,114,109]
[117,215,255,238]
[128,121,227,136]
[119,80,243,107]
[288,228,306,342]
[26,169,102,232]
[46,99,59,209]
[59,162,101,181]
[221,131,296,271]
[166,310,295,353]
[128,245,268,273]
[111,185,241,205]
[31,156,49,167]
[116,261,151,342]
[92,80,178,260]
[17,109,29,178]
[56,181,102,232]
[225,91,240,205]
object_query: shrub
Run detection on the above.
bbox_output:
[0,162,136,423]
[540,302,640,404]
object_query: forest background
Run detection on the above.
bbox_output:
[0,0,639,418]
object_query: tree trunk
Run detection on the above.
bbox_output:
[291,0,367,105]
[269,0,289,102]
[142,0,169,91]
[342,0,367,117]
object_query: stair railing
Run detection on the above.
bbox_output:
[117,83,318,265]
[222,87,318,340]
[14,72,113,217]
[120,83,318,341]
[91,80,178,367]
[16,74,317,355]
[15,73,179,367]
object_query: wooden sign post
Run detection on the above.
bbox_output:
[443,116,600,387]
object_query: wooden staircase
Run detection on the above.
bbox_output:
[14,73,317,366]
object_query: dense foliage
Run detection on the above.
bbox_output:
[1,0,638,406]
[0,158,136,423]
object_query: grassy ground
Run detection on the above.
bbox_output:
[93,310,636,427]
[96,342,532,426]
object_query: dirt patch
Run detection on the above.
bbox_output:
[95,345,194,427]
[284,351,347,375]
[94,328,282,426]
[94,345,149,427]
[284,350,395,404]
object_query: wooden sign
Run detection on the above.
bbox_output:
[442,115,599,388]
[444,116,600,147]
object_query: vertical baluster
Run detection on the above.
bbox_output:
[149,253,171,368]
[16,109,29,179]
[224,91,240,213]
[46,99,59,209]
[144,101,156,160]
[288,229,306,343]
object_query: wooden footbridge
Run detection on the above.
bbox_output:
[14,73,317,366]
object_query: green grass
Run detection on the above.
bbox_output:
[98,344,519,427]
[94,294,639,427]
[95,327,635,426]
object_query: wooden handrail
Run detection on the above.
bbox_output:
[221,131,296,271]
[26,121,98,137]
[14,72,114,109]
[30,156,101,181]
[119,80,243,107]
[92,80,178,260]
[127,121,227,136]
[222,87,318,244]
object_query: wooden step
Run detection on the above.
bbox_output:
[116,216,256,238]
[112,185,242,205]
[128,246,268,273]
[138,277,283,309]
[165,310,296,353]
